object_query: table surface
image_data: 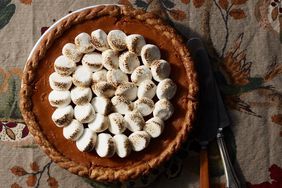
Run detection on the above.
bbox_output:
[0,0,281,187]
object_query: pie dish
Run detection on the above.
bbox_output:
[20,5,198,182]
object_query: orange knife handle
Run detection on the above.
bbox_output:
[200,147,209,188]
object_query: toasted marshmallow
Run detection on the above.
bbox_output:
[156,78,177,100]
[49,72,72,91]
[52,105,73,127]
[124,111,145,132]
[82,52,103,72]
[76,128,97,152]
[92,69,107,83]
[151,59,171,82]
[72,66,92,87]
[119,51,140,74]
[113,134,131,158]
[144,117,164,138]
[126,34,146,55]
[108,113,127,134]
[102,49,119,70]
[62,43,83,62]
[106,69,128,87]
[75,32,95,53]
[134,97,154,116]
[153,99,174,120]
[128,131,150,152]
[48,90,71,107]
[95,133,116,157]
[111,96,133,115]
[141,44,161,67]
[91,29,109,51]
[74,103,95,123]
[63,119,84,141]
[92,81,116,98]
[137,80,157,99]
[91,97,111,115]
[88,114,109,133]
[131,65,152,85]
[70,87,92,105]
[107,30,127,51]
[115,82,137,101]
[54,55,76,76]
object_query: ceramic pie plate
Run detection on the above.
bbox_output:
[20,4,198,182]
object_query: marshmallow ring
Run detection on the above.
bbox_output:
[49,29,178,158]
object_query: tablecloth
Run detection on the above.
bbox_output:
[0,0,281,187]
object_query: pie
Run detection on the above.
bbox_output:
[20,5,198,182]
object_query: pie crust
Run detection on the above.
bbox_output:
[20,5,198,182]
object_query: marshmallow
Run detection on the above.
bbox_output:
[88,114,109,133]
[51,105,73,127]
[49,72,72,91]
[131,65,152,86]
[124,111,145,132]
[91,97,112,115]
[151,59,171,82]
[107,30,127,51]
[54,55,76,76]
[134,97,154,116]
[63,119,84,141]
[156,78,177,100]
[102,49,119,70]
[92,69,107,83]
[144,117,164,138]
[108,113,127,134]
[48,90,71,107]
[76,128,97,152]
[75,32,95,53]
[62,43,83,63]
[70,87,92,105]
[72,65,92,87]
[113,134,131,158]
[106,69,128,87]
[74,103,95,123]
[141,44,161,67]
[115,82,137,101]
[126,34,146,55]
[119,51,140,74]
[95,133,116,158]
[82,52,103,72]
[111,96,133,115]
[91,29,109,51]
[128,131,151,152]
[137,80,157,99]
[91,81,116,98]
[153,99,174,120]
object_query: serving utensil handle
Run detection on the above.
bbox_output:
[200,146,209,188]
[217,128,241,188]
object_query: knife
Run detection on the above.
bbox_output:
[187,38,241,188]
[215,68,242,188]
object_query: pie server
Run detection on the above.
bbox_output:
[187,38,241,188]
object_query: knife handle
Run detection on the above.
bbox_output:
[217,129,241,188]
[200,146,209,188]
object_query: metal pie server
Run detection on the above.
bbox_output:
[187,38,241,188]
[187,38,219,188]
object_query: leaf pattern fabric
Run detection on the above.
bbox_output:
[0,0,281,187]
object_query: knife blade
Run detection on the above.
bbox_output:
[187,38,242,188]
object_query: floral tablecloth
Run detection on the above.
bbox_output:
[0,0,281,187]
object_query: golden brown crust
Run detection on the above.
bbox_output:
[20,5,198,182]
